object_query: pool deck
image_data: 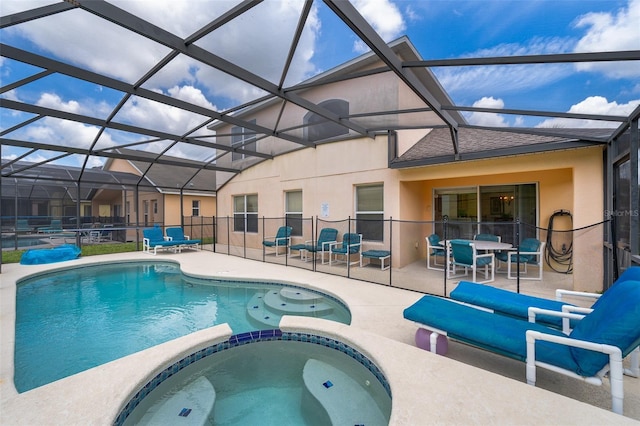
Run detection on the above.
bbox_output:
[1,251,639,425]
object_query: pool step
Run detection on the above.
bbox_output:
[137,376,215,425]
[246,288,334,328]
[302,359,387,426]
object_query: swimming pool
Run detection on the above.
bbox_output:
[14,261,351,392]
[119,332,392,426]
[1,235,50,249]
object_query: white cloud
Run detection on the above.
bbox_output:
[117,95,210,135]
[573,0,640,78]
[536,96,640,128]
[436,37,575,98]
[4,0,322,106]
[352,0,406,53]
[466,97,509,127]
[37,93,81,114]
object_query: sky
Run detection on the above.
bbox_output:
[1,0,639,167]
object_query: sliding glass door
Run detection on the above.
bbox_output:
[434,184,537,244]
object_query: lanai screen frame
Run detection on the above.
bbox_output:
[1,0,638,274]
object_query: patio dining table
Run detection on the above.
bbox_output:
[439,239,513,251]
[440,239,513,278]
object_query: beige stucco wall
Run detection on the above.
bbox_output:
[217,135,605,292]
[164,194,216,226]
[397,146,604,291]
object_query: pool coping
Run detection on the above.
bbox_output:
[1,252,636,425]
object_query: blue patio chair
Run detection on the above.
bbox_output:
[38,219,63,234]
[473,233,501,254]
[496,238,545,280]
[473,233,501,242]
[447,239,495,283]
[403,277,640,415]
[142,225,182,255]
[262,226,292,256]
[302,227,339,263]
[15,219,31,233]
[329,233,362,266]
[166,227,201,251]
[426,233,446,270]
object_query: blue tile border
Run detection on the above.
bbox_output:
[113,330,391,425]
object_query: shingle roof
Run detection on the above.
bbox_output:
[113,149,217,194]
[391,127,612,168]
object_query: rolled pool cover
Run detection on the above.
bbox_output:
[20,244,81,265]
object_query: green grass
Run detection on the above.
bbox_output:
[2,242,139,264]
[2,237,214,264]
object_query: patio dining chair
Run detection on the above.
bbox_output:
[447,239,495,283]
[426,233,446,270]
[496,238,545,280]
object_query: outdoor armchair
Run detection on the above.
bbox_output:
[329,233,362,266]
[262,226,292,257]
[302,227,339,263]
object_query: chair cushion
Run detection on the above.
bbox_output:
[475,256,493,267]
[403,295,567,362]
[450,240,474,265]
[450,281,573,329]
[166,227,188,241]
[569,280,640,376]
[362,250,390,259]
[143,226,164,243]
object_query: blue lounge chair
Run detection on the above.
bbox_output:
[450,267,640,331]
[37,219,63,234]
[15,219,31,233]
[262,226,292,256]
[329,233,362,266]
[142,225,182,255]
[450,267,640,378]
[403,278,640,415]
[166,227,201,251]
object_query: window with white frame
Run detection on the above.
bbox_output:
[231,120,257,161]
[192,200,200,217]
[234,194,258,232]
[285,191,303,237]
[356,184,384,241]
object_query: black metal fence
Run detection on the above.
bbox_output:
[4,214,633,293]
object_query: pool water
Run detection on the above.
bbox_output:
[14,262,350,392]
[124,340,391,426]
[1,235,49,249]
